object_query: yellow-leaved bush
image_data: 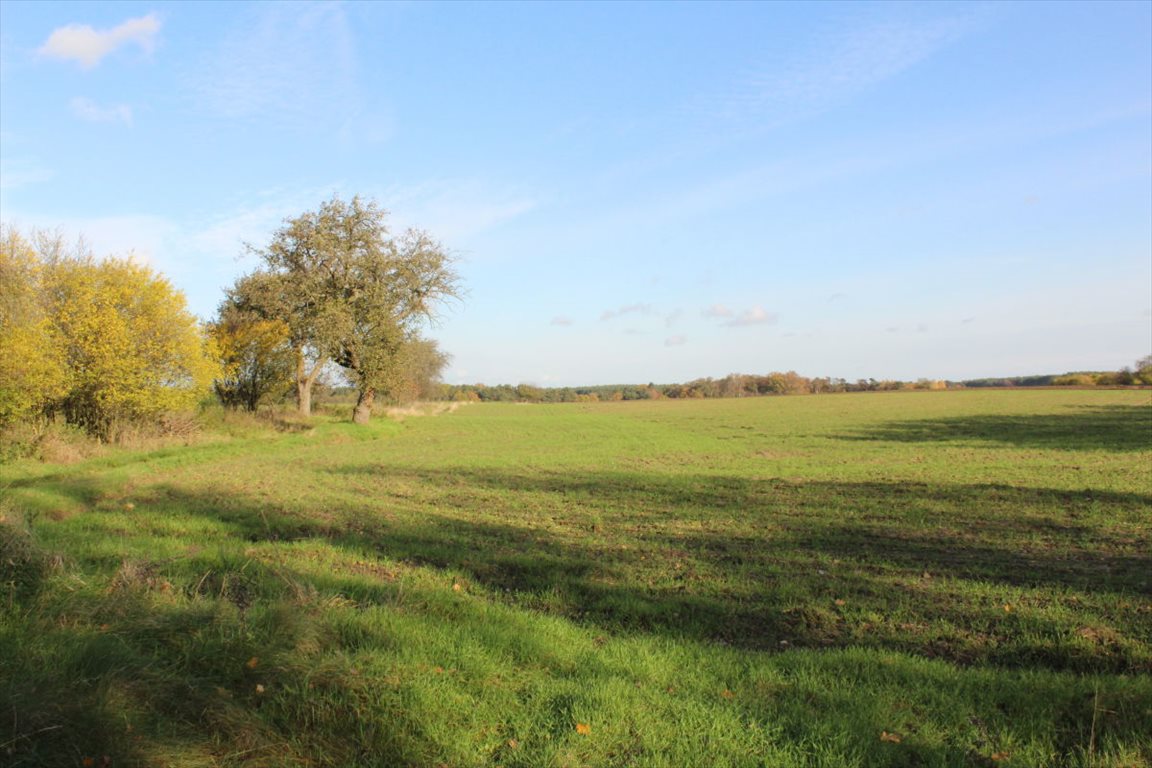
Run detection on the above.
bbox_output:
[44,255,219,438]
[206,311,294,412]
[0,228,68,425]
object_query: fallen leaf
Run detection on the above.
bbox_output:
[834,599,846,606]
[879,731,902,743]
[255,684,265,694]
[246,656,259,669]
[506,739,519,749]
[82,759,95,768]
[721,689,734,699]
[990,752,1010,761]
[575,722,591,735]
[1003,604,1013,613]
[452,582,463,592]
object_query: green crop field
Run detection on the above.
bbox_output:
[2,389,1150,767]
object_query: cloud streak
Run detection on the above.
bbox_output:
[39,14,160,69]
[724,306,779,328]
[703,304,779,327]
[0,158,55,190]
[380,179,538,242]
[600,303,655,321]
[70,97,132,125]
[698,14,969,132]
[189,3,356,131]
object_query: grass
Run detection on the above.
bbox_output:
[2,389,1150,767]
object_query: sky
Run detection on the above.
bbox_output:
[1,1,1149,386]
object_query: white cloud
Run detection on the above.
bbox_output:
[39,14,160,69]
[725,306,779,328]
[600,303,655,321]
[550,316,573,327]
[70,97,132,125]
[665,335,687,347]
[702,304,734,319]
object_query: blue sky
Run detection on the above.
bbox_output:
[2,1,1149,386]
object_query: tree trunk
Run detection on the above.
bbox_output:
[353,387,375,424]
[297,377,312,416]
[295,348,325,417]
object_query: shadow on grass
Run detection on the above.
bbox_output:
[37,465,1143,673]
[838,404,1152,451]
[7,465,1152,766]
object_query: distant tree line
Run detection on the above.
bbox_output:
[963,361,1152,388]
[443,360,1152,404]
[441,373,952,403]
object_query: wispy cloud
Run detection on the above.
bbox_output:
[39,14,160,69]
[550,316,573,327]
[70,97,132,125]
[703,304,778,327]
[665,335,687,347]
[725,306,779,328]
[381,179,538,243]
[600,303,655,321]
[0,157,55,190]
[185,185,349,262]
[189,3,356,130]
[697,14,969,132]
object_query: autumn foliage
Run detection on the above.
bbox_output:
[0,225,217,439]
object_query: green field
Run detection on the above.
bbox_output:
[3,390,1151,767]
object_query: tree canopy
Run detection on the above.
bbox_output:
[236,196,460,423]
[0,225,217,439]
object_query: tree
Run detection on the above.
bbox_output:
[243,196,460,424]
[1133,355,1152,386]
[207,299,294,412]
[391,337,451,403]
[226,270,329,416]
[0,226,68,426]
[44,254,218,439]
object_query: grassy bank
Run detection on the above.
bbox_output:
[3,390,1150,767]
